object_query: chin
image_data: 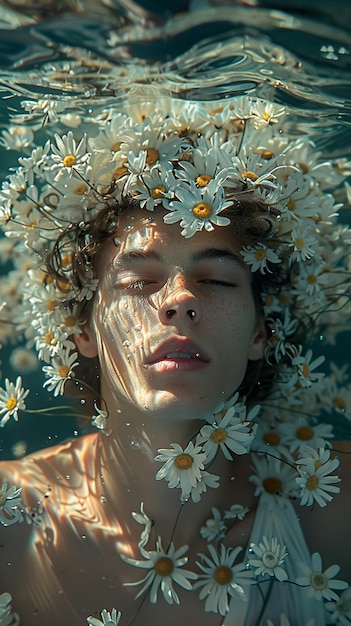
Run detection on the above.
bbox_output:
[135,389,222,422]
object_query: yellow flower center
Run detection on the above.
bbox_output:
[44,332,56,345]
[295,237,305,250]
[296,425,314,441]
[315,460,322,470]
[265,294,274,306]
[302,363,310,378]
[214,565,233,585]
[261,150,274,160]
[111,141,123,152]
[58,365,70,378]
[63,154,77,167]
[155,556,174,577]
[307,274,317,285]
[63,316,76,328]
[47,300,57,312]
[263,112,271,122]
[6,397,17,411]
[192,202,213,220]
[263,477,282,494]
[310,572,328,590]
[333,396,346,411]
[255,248,267,261]
[174,453,193,470]
[242,170,259,181]
[196,174,212,187]
[61,254,72,268]
[263,432,280,446]
[298,162,309,174]
[113,165,128,179]
[145,147,159,165]
[306,475,319,491]
[262,551,279,568]
[211,428,227,444]
[210,106,224,116]
[151,184,167,199]
[73,183,88,196]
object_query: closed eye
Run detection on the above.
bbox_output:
[200,279,237,287]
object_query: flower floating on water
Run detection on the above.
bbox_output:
[0,376,29,427]
[42,347,79,396]
[195,543,253,615]
[91,403,108,430]
[120,538,197,605]
[248,536,288,581]
[296,552,348,601]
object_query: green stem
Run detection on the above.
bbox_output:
[254,578,275,626]
[127,593,148,626]
[167,503,185,552]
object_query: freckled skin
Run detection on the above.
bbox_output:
[77,207,266,422]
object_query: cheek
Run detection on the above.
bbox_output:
[93,292,157,361]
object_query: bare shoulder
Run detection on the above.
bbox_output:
[0,432,99,499]
[298,439,351,583]
[0,433,100,597]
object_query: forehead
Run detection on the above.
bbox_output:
[106,207,243,265]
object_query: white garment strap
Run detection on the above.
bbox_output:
[224,497,326,625]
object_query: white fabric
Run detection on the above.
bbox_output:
[224,497,326,625]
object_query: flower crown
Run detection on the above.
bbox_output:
[0,93,351,426]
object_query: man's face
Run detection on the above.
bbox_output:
[79,208,266,421]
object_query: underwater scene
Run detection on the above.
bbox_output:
[0,1,350,625]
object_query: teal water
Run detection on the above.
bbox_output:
[0,0,350,459]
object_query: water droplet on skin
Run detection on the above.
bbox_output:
[80,399,85,405]
[66,475,70,480]
[81,535,87,541]
[230,476,236,481]
[99,495,107,504]
[122,339,130,347]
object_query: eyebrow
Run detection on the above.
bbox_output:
[113,247,246,269]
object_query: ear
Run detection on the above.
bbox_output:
[248,316,267,361]
[75,324,98,358]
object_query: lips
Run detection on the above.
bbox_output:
[145,338,209,366]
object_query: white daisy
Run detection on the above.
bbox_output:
[241,244,280,274]
[0,480,23,526]
[325,586,351,625]
[296,447,341,507]
[279,417,334,455]
[196,405,256,463]
[50,130,89,181]
[87,608,122,626]
[163,179,231,238]
[190,470,220,503]
[195,544,253,616]
[296,552,348,601]
[290,347,325,389]
[248,536,288,581]
[155,441,207,500]
[200,507,227,542]
[224,504,249,521]
[42,348,79,396]
[121,538,197,604]
[0,376,30,428]
[249,455,299,504]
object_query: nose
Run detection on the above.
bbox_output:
[158,286,200,325]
